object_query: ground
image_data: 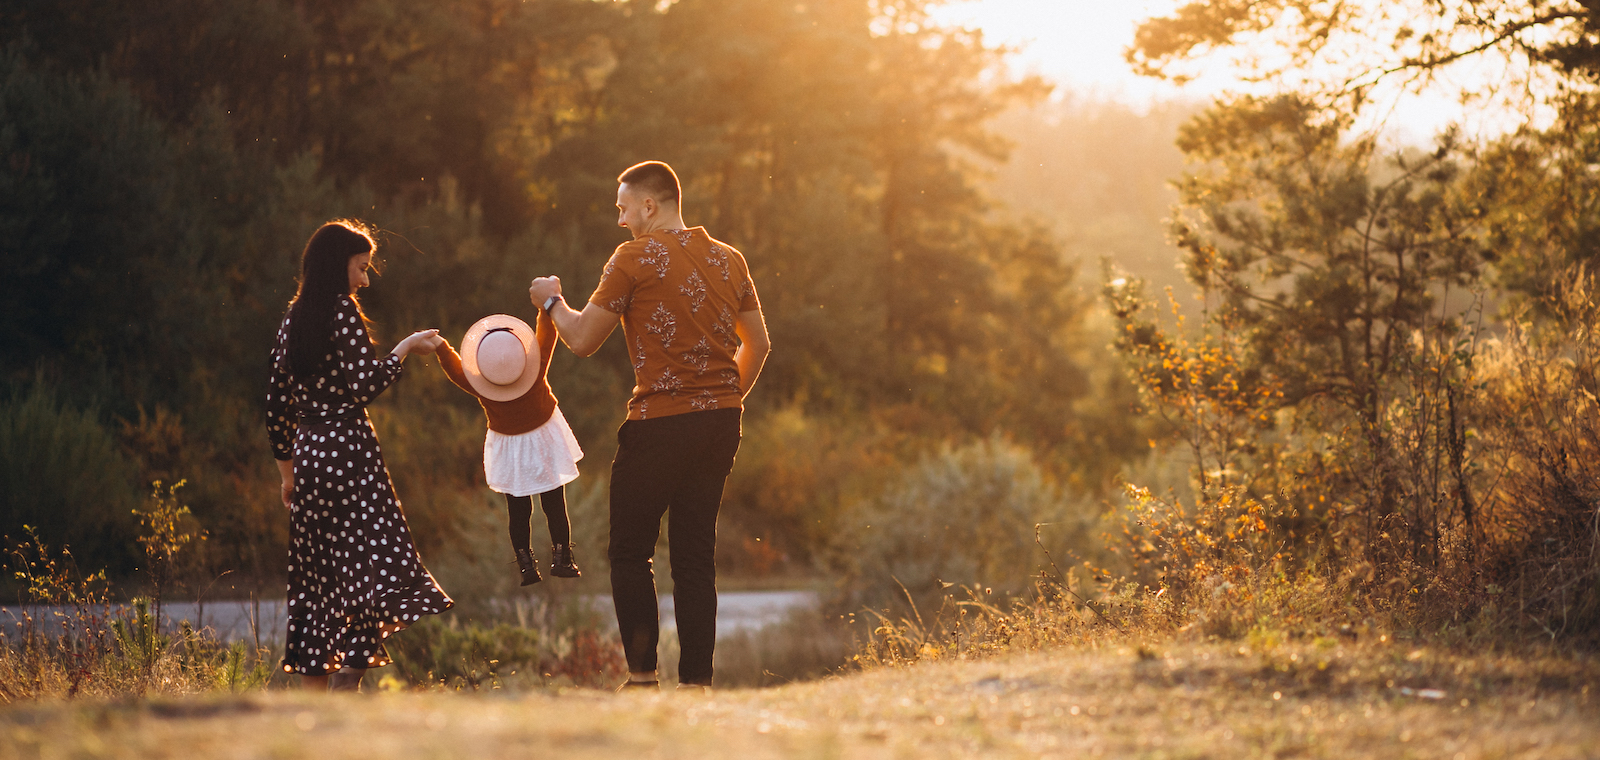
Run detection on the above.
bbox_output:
[2,640,1596,759]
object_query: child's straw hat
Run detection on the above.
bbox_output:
[461,314,539,401]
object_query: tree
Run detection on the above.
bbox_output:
[1,0,620,234]
[1130,0,1600,102]
[2,0,1147,583]
[1466,92,1600,313]
[1112,94,1485,567]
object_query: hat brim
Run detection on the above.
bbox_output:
[461,314,539,402]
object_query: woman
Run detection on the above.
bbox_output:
[265,220,453,691]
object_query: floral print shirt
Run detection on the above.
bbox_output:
[589,227,761,420]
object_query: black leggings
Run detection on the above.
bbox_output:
[505,487,571,552]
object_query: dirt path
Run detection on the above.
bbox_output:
[3,641,1596,758]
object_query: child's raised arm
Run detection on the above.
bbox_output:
[435,338,477,396]
[534,308,558,376]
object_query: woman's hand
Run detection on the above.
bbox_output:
[392,329,442,358]
[277,459,295,510]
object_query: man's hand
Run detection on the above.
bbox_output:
[529,276,563,306]
[529,275,622,356]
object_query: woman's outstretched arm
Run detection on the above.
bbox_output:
[333,296,437,405]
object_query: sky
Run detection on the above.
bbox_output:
[928,0,1495,140]
[928,0,1194,106]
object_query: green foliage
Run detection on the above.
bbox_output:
[4,525,110,620]
[1114,94,1485,568]
[835,437,1101,614]
[1102,88,1600,645]
[1469,92,1600,315]
[0,0,1141,591]
[131,480,206,654]
[1097,0,1600,646]
[219,640,277,693]
[133,481,203,585]
[0,44,177,375]
[384,603,625,690]
[718,406,915,575]
[712,608,857,688]
[109,598,166,672]
[0,381,139,574]
[385,617,549,690]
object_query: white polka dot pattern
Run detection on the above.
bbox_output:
[264,296,453,674]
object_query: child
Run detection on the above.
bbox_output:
[437,311,583,585]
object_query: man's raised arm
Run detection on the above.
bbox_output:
[529,276,621,357]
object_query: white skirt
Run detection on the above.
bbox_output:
[484,407,584,497]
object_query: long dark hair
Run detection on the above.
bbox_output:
[287,220,377,377]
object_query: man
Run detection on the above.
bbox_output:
[528,160,770,690]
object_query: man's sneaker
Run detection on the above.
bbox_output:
[617,679,659,693]
[551,543,581,578]
[514,547,543,586]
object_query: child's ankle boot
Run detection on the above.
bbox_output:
[551,543,581,578]
[515,547,543,586]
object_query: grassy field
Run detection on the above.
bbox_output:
[2,637,1596,759]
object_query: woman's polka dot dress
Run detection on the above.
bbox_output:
[265,295,453,675]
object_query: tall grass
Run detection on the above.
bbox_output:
[1,530,276,701]
[1472,276,1600,640]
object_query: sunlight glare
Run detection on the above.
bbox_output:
[934,0,1544,140]
[929,0,1190,106]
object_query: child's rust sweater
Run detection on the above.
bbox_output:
[437,310,560,435]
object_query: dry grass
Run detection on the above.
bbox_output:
[1,638,1594,759]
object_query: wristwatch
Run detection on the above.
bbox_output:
[543,294,564,312]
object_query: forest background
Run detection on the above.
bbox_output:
[2,0,1598,658]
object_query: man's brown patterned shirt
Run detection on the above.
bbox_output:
[589,227,760,420]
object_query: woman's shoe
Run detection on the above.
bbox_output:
[330,667,366,692]
[515,547,543,586]
[550,543,581,578]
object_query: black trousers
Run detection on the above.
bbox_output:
[608,408,741,685]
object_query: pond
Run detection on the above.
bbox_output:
[0,590,820,644]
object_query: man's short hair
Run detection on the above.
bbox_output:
[617,161,681,205]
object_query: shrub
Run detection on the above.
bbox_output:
[1102,262,1600,646]
[719,406,905,577]
[0,381,140,575]
[833,436,1101,614]
[1473,276,1600,642]
[384,597,625,690]
[709,608,857,688]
